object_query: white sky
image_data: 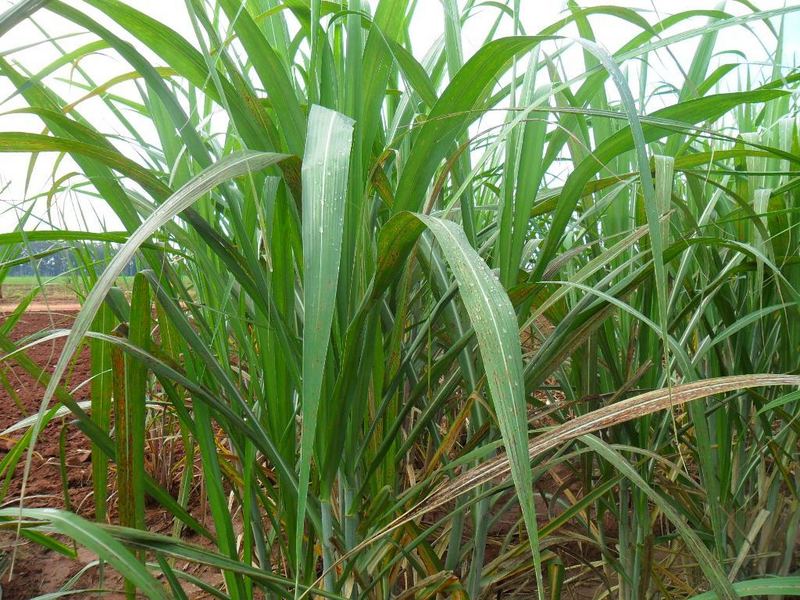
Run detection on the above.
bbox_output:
[0,0,798,233]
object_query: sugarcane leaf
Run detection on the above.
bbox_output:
[296,105,355,569]
[20,152,288,519]
[0,508,168,599]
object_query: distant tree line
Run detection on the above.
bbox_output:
[6,241,137,277]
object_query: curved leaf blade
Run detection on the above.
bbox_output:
[20,151,288,519]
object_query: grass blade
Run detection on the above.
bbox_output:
[19,151,287,531]
[0,508,168,599]
[297,105,355,588]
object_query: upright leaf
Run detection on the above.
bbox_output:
[20,152,287,516]
[296,105,355,582]
[373,211,543,594]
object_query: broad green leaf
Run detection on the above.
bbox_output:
[296,105,355,579]
[122,274,150,532]
[372,211,542,589]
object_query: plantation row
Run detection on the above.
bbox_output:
[1,0,799,598]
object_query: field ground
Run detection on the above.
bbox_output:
[0,307,222,599]
[0,276,78,306]
[0,276,139,311]
[0,309,97,598]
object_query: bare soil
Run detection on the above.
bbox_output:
[0,310,97,595]
[0,309,220,599]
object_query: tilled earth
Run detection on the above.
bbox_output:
[0,309,99,598]
[0,309,221,599]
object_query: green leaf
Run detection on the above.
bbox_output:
[216,0,306,154]
[393,35,554,213]
[687,576,800,599]
[372,211,542,590]
[0,0,49,37]
[0,508,168,599]
[417,215,543,585]
[20,152,288,521]
[296,105,355,575]
[385,375,800,577]
[580,436,737,600]
[123,273,150,531]
[533,87,789,281]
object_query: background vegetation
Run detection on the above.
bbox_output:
[1,0,800,598]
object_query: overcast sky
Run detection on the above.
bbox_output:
[0,0,798,233]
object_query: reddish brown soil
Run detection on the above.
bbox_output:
[0,310,98,598]
[0,310,221,599]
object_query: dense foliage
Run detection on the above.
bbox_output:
[1,1,800,598]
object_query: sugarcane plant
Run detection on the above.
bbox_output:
[1,0,800,598]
